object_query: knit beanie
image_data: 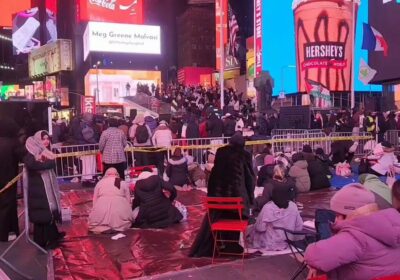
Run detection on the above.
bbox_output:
[264,155,275,165]
[330,183,375,216]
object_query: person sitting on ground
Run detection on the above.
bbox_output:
[392,180,400,212]
[302,145,331,191]
[132,170,183,228]
[289,153,311,193]
[305,184,400,280]
[256,155,275,187]
[166,148,191,191]
[88,168,134,234]
[359,174,393,209]
[246,184,303,251]
[315,147,332,169]
[254,164,296,213]
[369,141,398,176]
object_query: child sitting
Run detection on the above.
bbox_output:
[246,185,303,251]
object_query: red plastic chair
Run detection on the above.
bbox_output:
[204,197,248,264]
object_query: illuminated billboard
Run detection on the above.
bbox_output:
[84,69,161,104]
[0,1,31,27]
[29,39,73,78]
[260,0,381,95]
[369,0,400,83]
[12,7,57,55]
[83,22,161,60]
[78,0,144,25]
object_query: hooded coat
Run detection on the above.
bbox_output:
[88,176,134,233]
[132,175,182,228]
[166,156,189,186]
[289,160,311,193]
[189,136,255,257]
[359,174,393,209]
[246,201,303,250]
[306,155,331,191]
[305,209,400,280]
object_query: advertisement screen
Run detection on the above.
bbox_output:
[84,69,161,104]
[79,0,144,25]
[215,0,228,70]
[12,8,57,55]
[0,85,20,100]
[369,0,400,83]
[0,1,31,27]
[261,0,381,96]
[12,8,41,55]
[83,22,161,60]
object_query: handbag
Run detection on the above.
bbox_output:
[335,162,351,177]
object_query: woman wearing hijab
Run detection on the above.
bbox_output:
[24,130,63,249]
[88,168,134,234]
[246,185,303,251]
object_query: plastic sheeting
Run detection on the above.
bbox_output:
[53,184,334,279]
[53,188,214,279]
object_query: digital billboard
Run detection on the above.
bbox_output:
[78,0,144,25]
[261,0,381,96]
[12,7,57,55]
[0,1,31,27]
[369,0,400,83]
[84,69,161,104]
[83,22,161,60]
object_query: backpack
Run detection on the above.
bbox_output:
[135,124,149,143]
[81,123,95,143]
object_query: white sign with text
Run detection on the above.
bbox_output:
[83,21,161,59]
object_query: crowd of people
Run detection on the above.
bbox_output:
[2,88,400,278]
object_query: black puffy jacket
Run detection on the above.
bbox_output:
[132,175,182,228]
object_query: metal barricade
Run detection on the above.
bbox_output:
[385,130,400,151]
[170,137,230,164]
[271,132,328,155]
[271,129,308,136]
[329,132,373,156]
[53,144,100,179]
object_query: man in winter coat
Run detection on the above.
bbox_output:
[152,121,173,174]
[99,118,127,179]
[129,115,153,167]
[222,113,236,137]
[305,184,400,280]
[206,113,224,137]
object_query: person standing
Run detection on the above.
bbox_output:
[189,133,255,257]
[129,115,153,167]
[24,130,63,249]
[99,118,128,179]
[0,118,21,242]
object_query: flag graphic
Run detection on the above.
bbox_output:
[228,4,239,57]
[362,23,388,56]
[305,79,332,108]
[358,58,377,85]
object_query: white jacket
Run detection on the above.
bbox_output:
[371,152,398,175]
[152,126,173,148]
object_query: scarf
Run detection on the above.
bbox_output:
[25,130,61,222]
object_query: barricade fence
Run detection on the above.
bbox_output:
[48,134,373,180]
[271,129,325,137]
[385,130,400,151]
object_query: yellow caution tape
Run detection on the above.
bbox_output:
[0,172,22,196]
[54,135,372,159]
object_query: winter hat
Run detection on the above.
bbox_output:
[291,152,305,163]
[272,184,294,209]
[330,183,375,216]
[229,133,245,148]
[315,148,324,155]
[264,155,275,165]
[137,171,153,181]
[302,145,312,153]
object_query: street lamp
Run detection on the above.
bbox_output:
[93,61,101,107]
[280,65,296,105]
